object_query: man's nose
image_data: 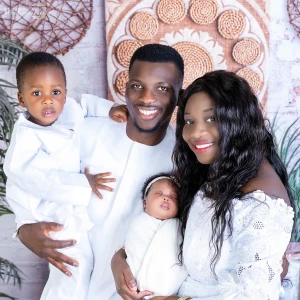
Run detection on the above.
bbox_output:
[139,89,156,104]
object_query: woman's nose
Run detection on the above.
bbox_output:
[191,123,208,139]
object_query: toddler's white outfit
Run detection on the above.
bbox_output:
[4,95,113,300]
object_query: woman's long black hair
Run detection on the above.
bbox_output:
[172,70,294,274]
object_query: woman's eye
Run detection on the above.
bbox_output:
[207,116,216,123]
[53,90,61,95]
[184,119,194,125]
[32,91,41,96]
[157,86,167,91]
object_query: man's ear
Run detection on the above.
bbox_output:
[17,92,26,107]
[143,199,146,210]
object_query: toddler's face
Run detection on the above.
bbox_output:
[143,179,178,220]
[18,65,66,126]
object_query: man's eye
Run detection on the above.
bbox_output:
[207,116,216,123]
[157,86,167,91]
[32,91,41,96]
[184,119,194,125]
[53,90,61,95]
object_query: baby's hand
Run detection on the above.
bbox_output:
[109,104,128,123]
[84,167,116,199]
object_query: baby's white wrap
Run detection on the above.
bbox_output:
[125,212,188,298]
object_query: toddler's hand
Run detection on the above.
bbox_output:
[109,104,128,123]
[84,167,116,199]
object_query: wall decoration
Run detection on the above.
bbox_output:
[105,0,269,111]
[287,0,300,37]
[0,0,93,55]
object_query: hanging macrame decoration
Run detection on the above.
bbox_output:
[0,0,93,55]
[288,0,300,37]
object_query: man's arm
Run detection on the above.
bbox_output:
[18,222,78,276]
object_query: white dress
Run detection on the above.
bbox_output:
[4,95,113,300]
[79,117,175,299]
[125,212,187,298]
[178,190,294,300]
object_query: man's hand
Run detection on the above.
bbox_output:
[109,105,129,123]
[18,222,77,276]
[84,167,116,199]
[111,248,153,300]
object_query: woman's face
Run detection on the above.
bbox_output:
[182,92,219,165]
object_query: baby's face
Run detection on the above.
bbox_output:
[143,179,178,220]
[18,65,66,126]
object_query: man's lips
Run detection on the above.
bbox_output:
[42,109,56,117]
[136,107,159,120]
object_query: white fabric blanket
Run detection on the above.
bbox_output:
[125,212,188,298]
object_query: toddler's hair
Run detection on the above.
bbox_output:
[16,52,66,91]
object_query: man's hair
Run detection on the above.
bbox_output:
[129,44,184,84]
[16,52,66,91]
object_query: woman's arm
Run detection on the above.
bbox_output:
[111,248,153,300]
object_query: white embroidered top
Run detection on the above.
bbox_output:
[178,190,294,300]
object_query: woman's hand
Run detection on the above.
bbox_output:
[18,222,77,276]
[111,248,153,300]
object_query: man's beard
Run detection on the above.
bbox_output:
[133,119,161,134]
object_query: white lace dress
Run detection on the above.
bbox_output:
[178,190,294,300]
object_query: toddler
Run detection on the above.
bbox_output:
[124,173,188,298]
[4,52,127,299]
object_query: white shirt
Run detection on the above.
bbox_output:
[178,190,294,300]
[4,95,113,230]
[79,117,175,299]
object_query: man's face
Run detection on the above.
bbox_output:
[125,60,181,133]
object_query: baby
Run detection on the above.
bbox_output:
[4,52,127,299]
[124,173,188,298]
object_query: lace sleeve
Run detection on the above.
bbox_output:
[218,191,294,299]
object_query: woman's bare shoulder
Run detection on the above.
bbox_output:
[241,160,291,206]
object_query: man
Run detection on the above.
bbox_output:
[17,44,184,299]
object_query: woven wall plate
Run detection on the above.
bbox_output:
[218,9,246,39]
[116,40,143,68]
[287,0,300,37]
[157,0,187,24]
[0,0,93,55]
[115,70,129,96]
[236,67,262,93]
[130,12,158,40]
[173,41,214,88]
[106,0,269,104]
[232,38,261,65]
[189,0,219,25]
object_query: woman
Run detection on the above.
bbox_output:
[112,70,294,300]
